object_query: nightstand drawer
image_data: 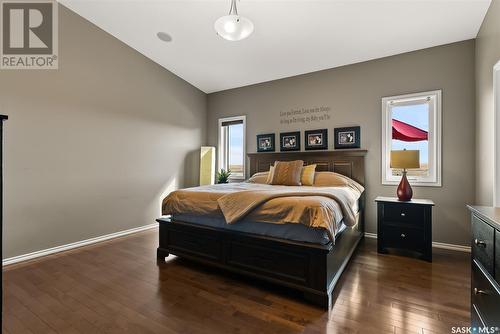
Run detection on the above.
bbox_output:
[381,226,424,251]
[472,214,495,275]
[383,203,425,228]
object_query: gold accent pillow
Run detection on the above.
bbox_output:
[269,160,304,186]
[313,171,349,187]
[301,164,317,186]
[313,171,364,192]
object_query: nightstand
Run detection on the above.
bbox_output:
[375,196,434,262]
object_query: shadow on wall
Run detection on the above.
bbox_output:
[153,148,199,219]
[156,176,179,215]
[184,149,201,188]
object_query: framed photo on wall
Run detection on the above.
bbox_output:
[280,131,300,151]
[304,129,328,150]
[334,126,360,149]
[256,133,275,152]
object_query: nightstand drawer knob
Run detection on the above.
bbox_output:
[400,212,406,217]
[400,233,406,238]
[474,239,486,247]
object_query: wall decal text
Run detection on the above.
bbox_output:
[280,106,331,125]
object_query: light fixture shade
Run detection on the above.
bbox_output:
[214,14,254,41]
[391,150,420,169]
[200,146,216,186]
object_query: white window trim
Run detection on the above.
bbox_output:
[218,115,246,181]
[381,90,442,187]
[493,61,500,207]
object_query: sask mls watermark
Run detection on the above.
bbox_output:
[0,0,58,69]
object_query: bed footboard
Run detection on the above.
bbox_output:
[157,217,362,309]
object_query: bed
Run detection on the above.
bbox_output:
[157,150,366,308]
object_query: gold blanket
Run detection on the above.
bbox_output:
[218,186,360,226]
[162,182,363,240]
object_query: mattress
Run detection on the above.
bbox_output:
[165,213,347,245]
[166,195,358,245]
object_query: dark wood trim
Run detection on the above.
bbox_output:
[157,150,366,308]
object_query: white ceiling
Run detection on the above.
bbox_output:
[59,0,491,93]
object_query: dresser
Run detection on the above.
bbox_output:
[375,196,434,262]
[0,115,7,328]
[467,206,500,327]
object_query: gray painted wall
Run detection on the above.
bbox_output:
[1,4,482,258]
[475,0,500,205]
[0,5,207,258]
[207,41,476,246]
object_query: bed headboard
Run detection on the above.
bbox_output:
[248,149,367,185]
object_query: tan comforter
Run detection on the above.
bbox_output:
[162,182,363,240]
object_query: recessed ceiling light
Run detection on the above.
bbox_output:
[157,32,172,43]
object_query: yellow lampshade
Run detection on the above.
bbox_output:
[390,150,420,169]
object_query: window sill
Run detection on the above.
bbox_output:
[382,180,442,187]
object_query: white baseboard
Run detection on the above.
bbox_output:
[3,226,470,266]
[430,241,471,252]
[3,223,158,266]
[364,232,471,253]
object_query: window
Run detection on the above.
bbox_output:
[382,90,442,186]
[218,116,246,180]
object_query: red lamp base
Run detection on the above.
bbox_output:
[397,170,413,201]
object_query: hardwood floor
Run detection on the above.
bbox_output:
[2,229,470,334]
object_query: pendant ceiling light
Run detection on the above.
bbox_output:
[214,0,254,41]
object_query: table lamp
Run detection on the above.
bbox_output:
[390,150,420,201]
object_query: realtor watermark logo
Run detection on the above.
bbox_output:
[0,0,58,69]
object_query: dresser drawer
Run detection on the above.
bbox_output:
[226,241,309,285]
[382,203,425,228]
[472,260,500,327]
[471,304,485,328]
[381,226,424,251]
[496,230,500,285]
[472,214,495,275]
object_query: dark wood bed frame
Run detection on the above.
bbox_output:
[157,149,366,308]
